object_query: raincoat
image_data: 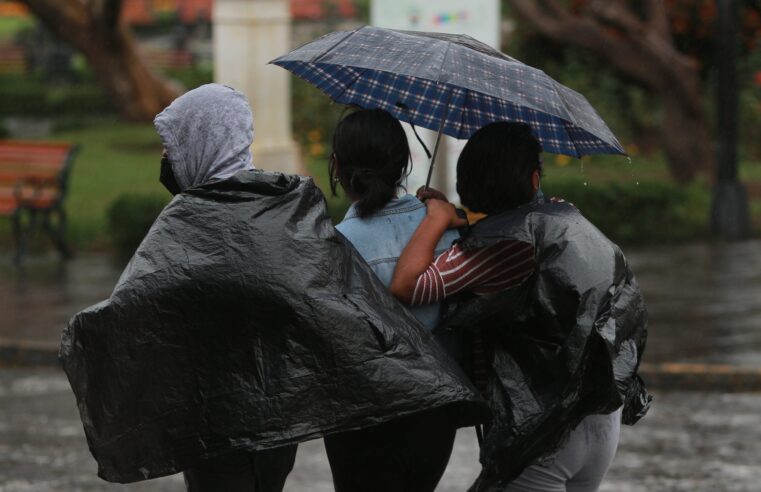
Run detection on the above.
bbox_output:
[436,197,652,492]
[60,83,488,483]
[61,170,488,483]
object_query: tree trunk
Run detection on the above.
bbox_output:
[19,0,179,122]
[508,0,711,182]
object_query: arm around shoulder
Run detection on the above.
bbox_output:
[390,200,466,304]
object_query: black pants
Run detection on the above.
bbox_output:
[183,445,297,492]
[324,414,457,492]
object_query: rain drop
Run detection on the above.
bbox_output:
[625,155,639,186]
[583,182,588,187]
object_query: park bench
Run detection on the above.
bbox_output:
[142,49,195,71]
[0,44,26,75]
[0,141,78,263]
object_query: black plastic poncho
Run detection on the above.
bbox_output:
[61,170,488,483]
[437,198,652,492]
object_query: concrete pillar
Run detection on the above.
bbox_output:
[213,0,300,174]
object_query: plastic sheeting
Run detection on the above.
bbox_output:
[437,198,652,492]
[61,170,489,483]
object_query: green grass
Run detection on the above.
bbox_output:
[2,120,759,254]
[0,16,33,42]
[50,120,166,249]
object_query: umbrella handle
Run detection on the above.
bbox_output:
[424,124,445,191]
[424,90,454,191]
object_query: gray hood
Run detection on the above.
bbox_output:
[154,84,254,191]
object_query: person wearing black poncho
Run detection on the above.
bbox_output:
[60,84,488,491]
[391,122,652,492]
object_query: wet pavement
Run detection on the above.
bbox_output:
[2,240,761,368]
[0,255,121,350]
[627,240,761,367]
[1,242,761,490]
[2,368,761,492]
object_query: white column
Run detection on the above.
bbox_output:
[213,0,300,174]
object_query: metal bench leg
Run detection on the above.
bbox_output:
[12,208,36,265]
[11,208,23,265]
[43,207,72,260]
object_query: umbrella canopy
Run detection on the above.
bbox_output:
[271,25,626,158]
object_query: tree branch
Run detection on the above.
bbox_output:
[507,0,710,181]
[18,0,88,34]
[19,0,179,121]
[510,0,662,87]
[586,0,644,36]
[645,0,672,38]
[539,0,574,21]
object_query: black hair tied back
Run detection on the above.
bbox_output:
[330,109,411,218]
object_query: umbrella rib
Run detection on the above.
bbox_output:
[311,26,367,64]
[436,41,454,86]
[330,66,370,105]
[562,119,584,158]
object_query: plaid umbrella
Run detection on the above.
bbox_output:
[272,26,625,183]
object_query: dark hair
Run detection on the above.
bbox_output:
[456,122,543,215]
[329,109,410,217]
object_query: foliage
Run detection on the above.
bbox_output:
[0,74,116,117]
[542,180,710,244]
[163,67,213,91]
[106,192,169,262]
[0,63,212,119]
[666,0,761,70]
[504,2,761,164]
[522,49,657,150]
[352,0,371,21]
[305,155,351,225]
[292,76,346,157]
[556,0,761,73]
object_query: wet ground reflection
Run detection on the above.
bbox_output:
[1,239,760,367]
[627,239,761,366]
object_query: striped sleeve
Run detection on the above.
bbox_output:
[409,240,535,305]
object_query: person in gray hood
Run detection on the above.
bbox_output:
[59,83,489,492]
[155,83,255,195]
[156,84,299,491]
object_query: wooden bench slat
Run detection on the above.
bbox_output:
[0,187,60,201]
[0,140,75,217]
[0,160,64,168]
[0,139,77,262]
[0,146,72,154]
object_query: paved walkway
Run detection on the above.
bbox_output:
[2,242,761,490]
[2,368,760,492]
[4,241,761,389]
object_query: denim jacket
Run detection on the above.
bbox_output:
[336,194,460,331]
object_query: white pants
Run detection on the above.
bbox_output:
[504,408,622,492]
